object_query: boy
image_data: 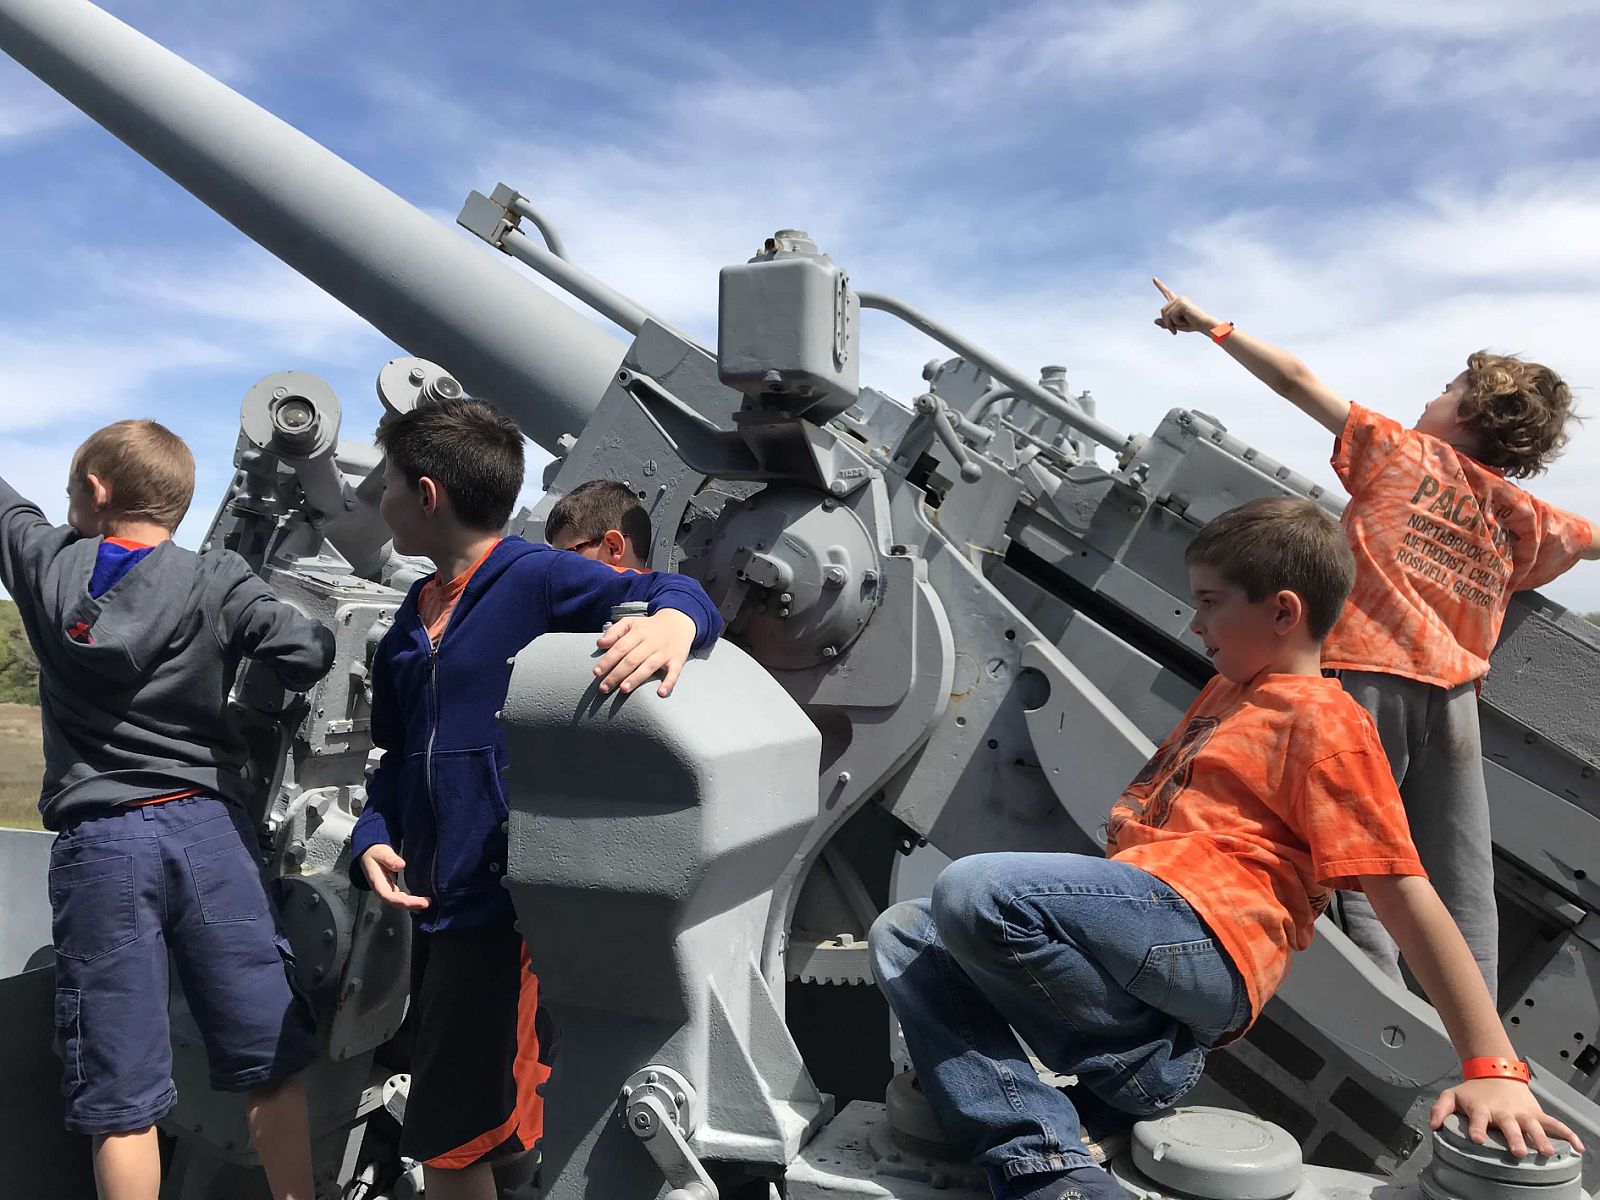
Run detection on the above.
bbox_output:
[870,499,1579,1200]
[349,398,722,1200]
[1152,280,1600,998]
[545,477,651,570]
[0,419,335,1200]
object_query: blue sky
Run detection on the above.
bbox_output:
[2,0,1599,609]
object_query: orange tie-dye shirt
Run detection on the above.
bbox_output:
[1106,673,1423,1033]
[1322,404,1592,688]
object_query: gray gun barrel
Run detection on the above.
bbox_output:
[0,0,625,454]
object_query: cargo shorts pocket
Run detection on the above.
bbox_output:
[54,988,83,1089]
[49,855,137,962]
[185,831,270,924]
[1126,937,1240,1040]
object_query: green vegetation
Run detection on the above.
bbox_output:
[1587,612,1600,627]
[0,703,44,830]
[0,603,44,828]
[0,600,39,705]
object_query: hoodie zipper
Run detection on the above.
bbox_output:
[426,641,441,898]
[420,544,498,901]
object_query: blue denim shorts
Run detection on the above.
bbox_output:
[49,795,317,1135]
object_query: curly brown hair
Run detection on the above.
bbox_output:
[1457,352,1574,478]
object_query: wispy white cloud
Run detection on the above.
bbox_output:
[0,331,235,433]
[0,73,76,143]
[89,246,383,361]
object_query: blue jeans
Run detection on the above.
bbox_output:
[869,853,1247,1181]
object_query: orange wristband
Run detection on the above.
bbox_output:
[1209,321,1235,344]
[1461,1056,1530,1084]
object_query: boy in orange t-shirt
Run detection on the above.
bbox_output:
[1153,280,1599,999]
[870,499,1578,1200]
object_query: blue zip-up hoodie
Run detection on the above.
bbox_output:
[348,537,722,932]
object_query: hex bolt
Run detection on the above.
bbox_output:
[829,480,848,496]
[822,646,838,658]
[779,592,793,605]
[823,565,848,589]
[862,570,878,586]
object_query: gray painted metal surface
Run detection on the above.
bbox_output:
[1,4,1598,1198]
[0,828,52,977]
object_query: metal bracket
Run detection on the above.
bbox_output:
[620,1066,718,1200]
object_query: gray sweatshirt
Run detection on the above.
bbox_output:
[0,477,335,830]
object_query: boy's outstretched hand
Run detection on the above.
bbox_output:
[1152,278,1222,335]
[594,609,697,697]
[359,844,429,910]
[1431,1078,1582,1158]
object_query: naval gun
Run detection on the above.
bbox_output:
[1,1,1597,1197]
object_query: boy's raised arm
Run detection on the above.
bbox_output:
[0,475,68,598]
[1153,279,1353,435]
[1361,872,1582,1157]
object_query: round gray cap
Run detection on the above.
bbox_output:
[1129,1107,1304,1200]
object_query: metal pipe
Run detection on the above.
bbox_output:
[968,387,1015,423]
[0,0,626,456]
[507,195,570,261]
[500,227,654,337]
[855,291,1132,455]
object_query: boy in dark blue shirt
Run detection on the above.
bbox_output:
[349,397,721,1200]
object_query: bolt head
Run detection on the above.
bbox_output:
[829,480,848,496]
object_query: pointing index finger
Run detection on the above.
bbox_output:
[1152,277,1177,302]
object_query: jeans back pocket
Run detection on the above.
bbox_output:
[1126,937,1241,1041]
[185,831,270,924]
[49,856,138,962]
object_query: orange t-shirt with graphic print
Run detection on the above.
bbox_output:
[1106,673,1424,1032]
[1322,403,1592,688]
[417,540,501,646]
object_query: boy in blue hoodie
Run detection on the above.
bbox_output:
[1,419,334,1200]
[349,397,722,1200]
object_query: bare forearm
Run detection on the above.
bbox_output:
[1219,330,1309,399]
[1362,874,1514,1059]
[1150,281,1350,434]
